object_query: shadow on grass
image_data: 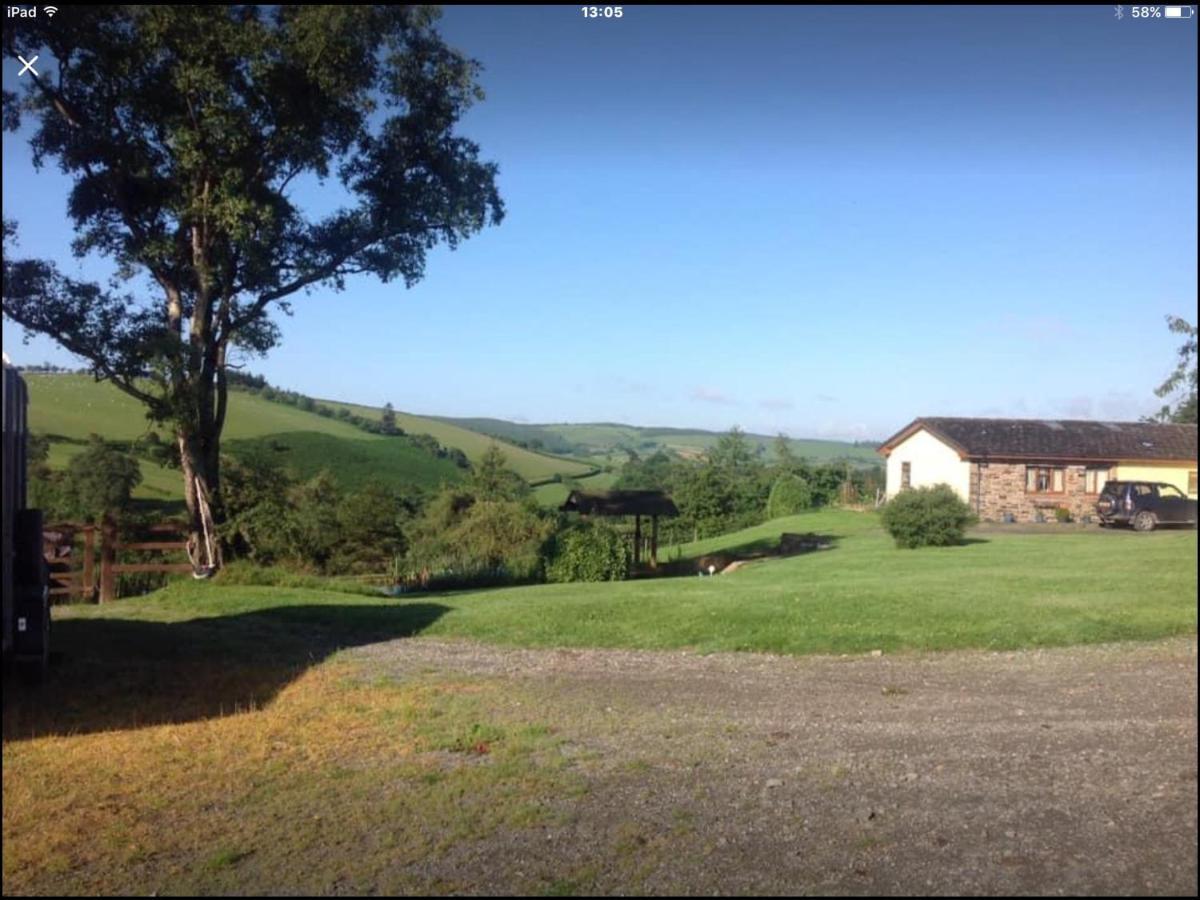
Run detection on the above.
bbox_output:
[646,533,843,578]
[2,602,449,742]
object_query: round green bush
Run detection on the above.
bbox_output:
[880,484,975,549]
[766,473,813,519]
[546,522,630,583]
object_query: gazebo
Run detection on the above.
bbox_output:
[560,489,680,566]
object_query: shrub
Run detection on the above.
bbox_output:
[880,484,975,549]
[546,522,630,583]
[1054,507,1072,523]
[766,473,813,519]
[59,435,143,520]
[403,489,554,588]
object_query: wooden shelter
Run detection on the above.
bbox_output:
[560,489,680,566]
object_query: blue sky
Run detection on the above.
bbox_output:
[2,5,1196,440]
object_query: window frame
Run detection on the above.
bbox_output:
[1083,468,1109,495]
[1025,465,1066,495]
[900,461,911,490]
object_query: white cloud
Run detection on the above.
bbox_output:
[690,386,736,405]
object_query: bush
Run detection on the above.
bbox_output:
[1054,507,1072,523]
[880,484,975,549]
[403,489,554,588]
[57,435,143,521]
[765,473,813,519]
[546,522,630,583]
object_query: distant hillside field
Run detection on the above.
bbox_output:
[23,375,878,510]
[25,375,465,499]
[538,423,882,466]
[430,416,580,456]
[316,398,597,484]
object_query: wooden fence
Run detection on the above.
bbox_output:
[43,517,193,603]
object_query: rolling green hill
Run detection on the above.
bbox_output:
[536,422,882,466]
[24,375,879,511]
[24,375,600,502]
[428,416,580,455]
[25,375,466,500]
[315,398,598,484]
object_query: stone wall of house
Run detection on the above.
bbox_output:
[968,462,1104,523]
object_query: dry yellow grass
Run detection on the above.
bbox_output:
[3,661,572,895]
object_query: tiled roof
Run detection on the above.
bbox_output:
[561,490,679,517]
[880,417,1198,461]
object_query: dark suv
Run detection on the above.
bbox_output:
[1096,481,1198,531]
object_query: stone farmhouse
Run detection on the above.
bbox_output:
[878,417,1198,522]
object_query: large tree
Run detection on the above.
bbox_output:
[2,6,503,571]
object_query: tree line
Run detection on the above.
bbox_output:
[614,428,885,544]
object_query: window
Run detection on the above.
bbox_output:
[1160,484,1185,500]
[1084,468,1109,494]
[901,462,911,489]
[1190,471,1197,495]
[1026,466,1064,493]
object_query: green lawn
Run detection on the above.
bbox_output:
[6,511,1195,895]
[53,510,1198,656]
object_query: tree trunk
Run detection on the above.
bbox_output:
[179,429,224,573]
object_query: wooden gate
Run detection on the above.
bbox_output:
[43,517,194,603]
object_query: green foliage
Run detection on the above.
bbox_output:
[220,450,295,564]
[772,433,798,470]
[766,473,813,519]
[27,432,64,516]
[546,522,630,583]
[380,402,399,435]
[879,484,976,549]
[672,464,737,541]
[472,443,530,501]
[613,449,677,492]
[221,452,411,574]
[404,489,554,588]
[132,430,181,470]
[2,6,504,555]
[1153,315,1197,424]
[1054,507,1072,523]
[708,427,757,475]
[334,481,410,572]
[57,434,143,521]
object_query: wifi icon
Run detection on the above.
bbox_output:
[43,6,58,17]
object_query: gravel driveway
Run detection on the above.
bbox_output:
[352,636,1198,895]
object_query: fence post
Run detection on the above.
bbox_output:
[82,525,96,602]
[99,515,118,603]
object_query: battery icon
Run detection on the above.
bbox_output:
[1165,6,1196,16]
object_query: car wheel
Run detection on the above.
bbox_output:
[1132,510,1157,532]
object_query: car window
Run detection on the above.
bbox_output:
[1133,484,1155,497]
[1158,485,1185,499]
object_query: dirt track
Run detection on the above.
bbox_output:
[353,636,1199,895]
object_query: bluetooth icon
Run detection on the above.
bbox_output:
[1115,4,1124,17]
